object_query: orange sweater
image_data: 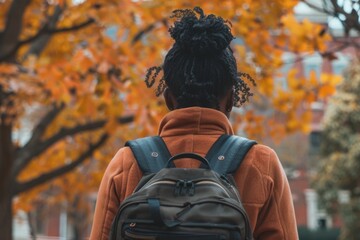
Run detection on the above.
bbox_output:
[90,107,298,240]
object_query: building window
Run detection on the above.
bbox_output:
[310,131,321,151]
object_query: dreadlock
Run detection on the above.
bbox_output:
[144,6,256,108]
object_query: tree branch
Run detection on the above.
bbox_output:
[132,24,156,44]
[301,0,360,36]
[0,0,32,62]
[12,103,65,177]
[48,18,96,34]
[300,0,334,16]
[330,0,348,16]
[23,5,63,58]
[0,5,95,62]
[13,114,134,178]
[280,42,351,65]
[331,0,360,35]
[41,115,133,154]
[24,104,65,149]
[13,133,108,195]
[131,18,167,44]
[24,18,95,59]
[19,18,95,47]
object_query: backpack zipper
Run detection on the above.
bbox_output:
[143,179,234,198]
[142,180,176,189]
[229,184,241,202]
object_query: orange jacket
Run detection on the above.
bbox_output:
[90,107,298,240]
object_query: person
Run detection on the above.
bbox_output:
[90,7,298,240]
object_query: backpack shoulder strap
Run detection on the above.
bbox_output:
[204,135,257,175]
[125,136,172,175]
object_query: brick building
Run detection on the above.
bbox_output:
[280,0,357,230]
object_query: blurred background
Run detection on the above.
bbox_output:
[0,0,359,239]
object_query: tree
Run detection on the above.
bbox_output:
[314,59,360,240]
[0,1,341,239]
[301,0,360,41]
[0,1,143,238]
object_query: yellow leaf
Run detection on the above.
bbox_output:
[319,84,336,98]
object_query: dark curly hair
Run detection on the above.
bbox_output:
[145,7,255,109]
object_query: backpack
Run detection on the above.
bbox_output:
[109,134,257,240]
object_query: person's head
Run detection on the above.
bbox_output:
[145,7,255,118]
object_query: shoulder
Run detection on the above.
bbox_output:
[102,146,140,187]
[242,143,289,195]
[242,143,283,178]
[105,147,136,172]
[238,144,286,192]
[234,144,286,204]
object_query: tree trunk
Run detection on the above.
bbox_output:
[0,111,15,240]
[0,184,13,240]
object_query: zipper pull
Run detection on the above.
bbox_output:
[180,180,187,196]
[175,180,184,196]
[186,181,195,196]
[176,202,192,218]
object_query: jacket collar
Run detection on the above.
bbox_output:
[158,107,234,137]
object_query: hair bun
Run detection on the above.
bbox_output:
[169,7,234,56]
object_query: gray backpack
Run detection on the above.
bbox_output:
[109,134,256,240]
